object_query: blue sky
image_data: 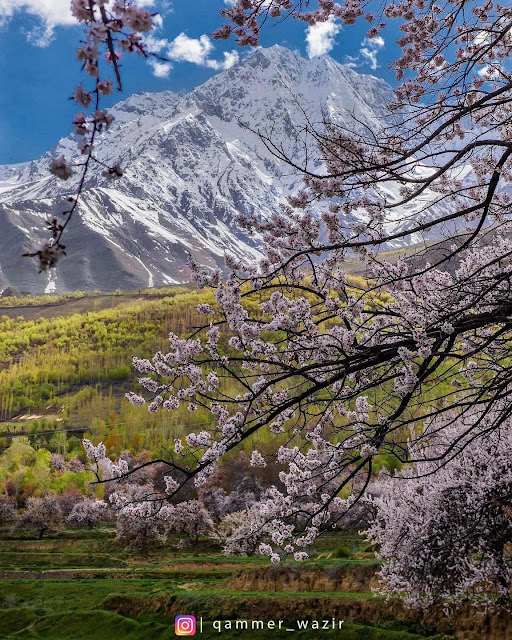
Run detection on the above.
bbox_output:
[0,1,399,165]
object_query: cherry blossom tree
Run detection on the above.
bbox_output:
[216,504,274,557]
[199,474,263,520]
[366,409,512,611]
[115,501,173,553]
[67,497,110,528]
[16,495,63,539]
[68,456,85,472]
[110,482,173,553]
[51,453,67,471]
[64,0,512,594]
[199,486,233,520]
[117,0,512,561]
[56,489,88,517]
[167,499,215,544]
[0,497,17,527]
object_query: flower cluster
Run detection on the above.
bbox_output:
[367,408,512,611]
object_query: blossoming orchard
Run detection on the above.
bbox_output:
[22,0,512,616]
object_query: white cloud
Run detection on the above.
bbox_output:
[168,33,214,65]
[0,0,73,26]
[359,48,378,70]
[0,0,237,76]
[143,34,170,54]
[0,0,73,45]
[477,64,499,79]
[145,32,239,73]
[0,0,166,46]
[305,18,340,58]
[205,49,239,71]
[148,58,173,78]
[345,35,385,71]
[370,35,385,49]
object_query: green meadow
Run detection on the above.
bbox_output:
[0,526,452,640]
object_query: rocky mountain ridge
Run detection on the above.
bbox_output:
[0,45,395,293]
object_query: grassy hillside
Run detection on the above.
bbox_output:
[0,282,393,505]
[0,286,217,454]
[0,277,385,457]
[0,280,500,640]
[0,276,450,492]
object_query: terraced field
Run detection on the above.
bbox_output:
[0,528,499,640]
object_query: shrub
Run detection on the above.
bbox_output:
[333,544,352,558]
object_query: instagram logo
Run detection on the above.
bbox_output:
[175,615,196,636]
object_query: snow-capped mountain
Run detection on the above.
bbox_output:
[0,45,395,293]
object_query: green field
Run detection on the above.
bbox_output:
[0,527,457,640]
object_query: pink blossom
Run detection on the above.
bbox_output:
[49,156,73,180]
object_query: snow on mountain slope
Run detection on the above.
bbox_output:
[0,45,396,293]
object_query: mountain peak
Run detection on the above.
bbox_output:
[247,44,300,61]
[0,45,395,293]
